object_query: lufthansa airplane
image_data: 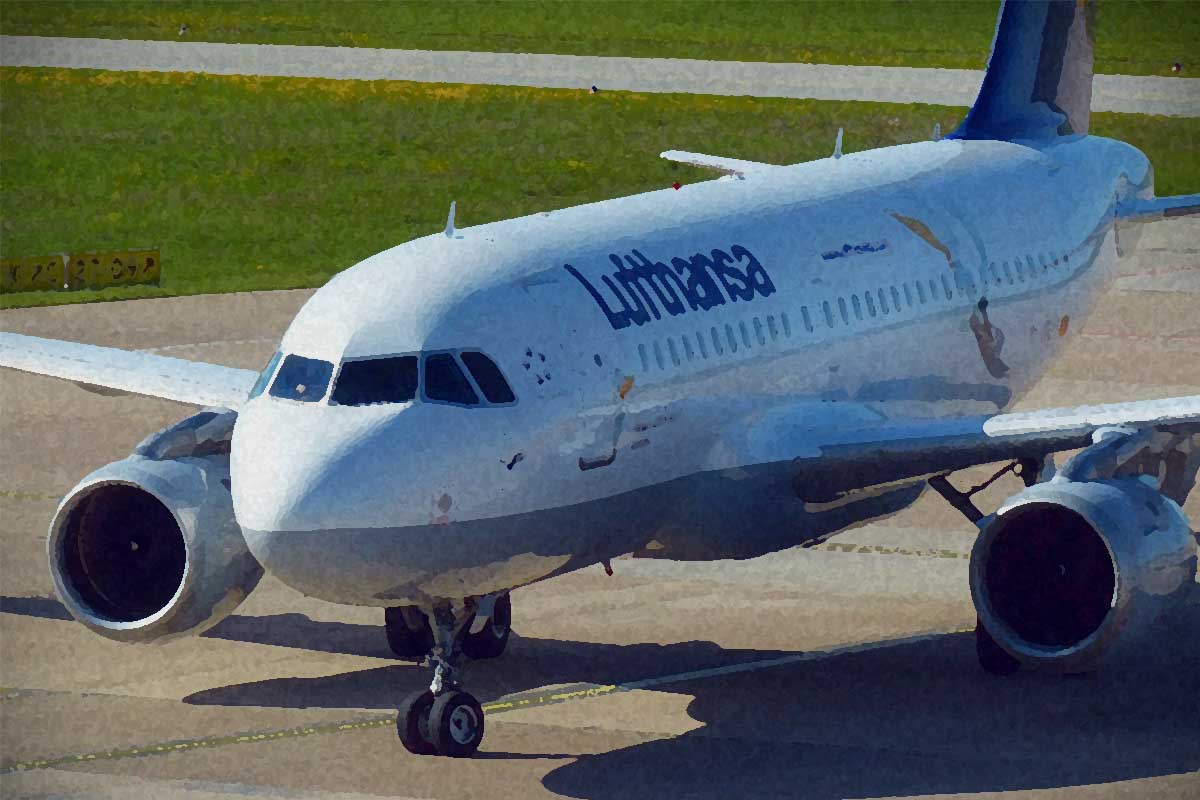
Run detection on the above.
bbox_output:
[2,0,1198,758]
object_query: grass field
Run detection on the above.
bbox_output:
[3,0,1198,77]
[2,66,1197,309]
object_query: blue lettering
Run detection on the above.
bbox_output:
[565,243,775,330]
[672,254,725,311]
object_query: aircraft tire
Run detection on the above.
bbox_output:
[385,606,434,659]
[428,690,485,757]
[461,593,511,659]
[975,617,1021,675]
[397,690,437,755]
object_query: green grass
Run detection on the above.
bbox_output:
[2,1,1198,76]
[1,67,1197,309]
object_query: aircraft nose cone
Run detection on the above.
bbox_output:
[230,404,330,532]
[230,398,420,533]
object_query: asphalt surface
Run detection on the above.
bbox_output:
[1,216,1199,798]
[2,35,1199,116]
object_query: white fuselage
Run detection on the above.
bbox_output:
[229,134,1152,607]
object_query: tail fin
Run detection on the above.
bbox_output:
[951,0,1095,142]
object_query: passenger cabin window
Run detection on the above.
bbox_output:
[423,353,479,406]
[460,351,516,404]
[270,354,333,402]
[250,351,282,400]
[332,355,419,406]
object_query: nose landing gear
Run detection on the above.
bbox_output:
[396,600,487,757]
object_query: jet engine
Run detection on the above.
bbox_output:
[47,411,263,642]
[970,476,1196,672]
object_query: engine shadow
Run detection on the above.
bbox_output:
[203,611,398,659]
[0,595,73,620]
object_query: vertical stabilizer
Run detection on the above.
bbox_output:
[951,0,1095,142]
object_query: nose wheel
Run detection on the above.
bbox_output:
[397,600,488,757]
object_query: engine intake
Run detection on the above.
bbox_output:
[971,477,1196,671]
[48,412,262,642]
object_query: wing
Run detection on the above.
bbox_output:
[660,150,779,177]
[1117,193,1200,221]
[729,395,1200,502]
[0,332,259,410]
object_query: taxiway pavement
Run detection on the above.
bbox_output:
[2,217,1198,798]
[2,35,1198,116]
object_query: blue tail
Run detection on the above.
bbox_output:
[951,0,1095,142]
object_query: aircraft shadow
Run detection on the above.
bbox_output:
[7,593,1198,795]
[540,600,1200,799]
[186,618,795,712]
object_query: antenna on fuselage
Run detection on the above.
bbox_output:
[444,200,457,237]
[932,122,942,141]
[832,128,844,159]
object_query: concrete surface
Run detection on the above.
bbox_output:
[1,217,1198,798]
[2,35,1198,116]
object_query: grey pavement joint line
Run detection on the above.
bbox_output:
[2,36,1198,116]
[0,628,955,773]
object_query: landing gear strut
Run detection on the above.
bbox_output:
[386,593,511,661]
[396,601,487,757]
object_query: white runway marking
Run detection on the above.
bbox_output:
[2,35,1198,116]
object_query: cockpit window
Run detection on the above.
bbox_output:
[331,356,419,406]
[249,350,282,400]
[269,354,333,402]
[460,351,516,404]
[423,353,479,406]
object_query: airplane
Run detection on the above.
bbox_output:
[2,0,1199,759]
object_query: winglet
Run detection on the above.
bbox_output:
[832,128,844,159]
[444,200,457,237]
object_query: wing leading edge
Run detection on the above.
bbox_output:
[1117,194,1200,222]
[739,396,1200,502]
[0,332,258,410]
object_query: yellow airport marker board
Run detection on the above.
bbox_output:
[1,255,65,293]
[70,249,161,290]
[2,249,160,293]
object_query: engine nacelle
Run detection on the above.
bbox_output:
[47,411,263,642]
[971,477,1196,671]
